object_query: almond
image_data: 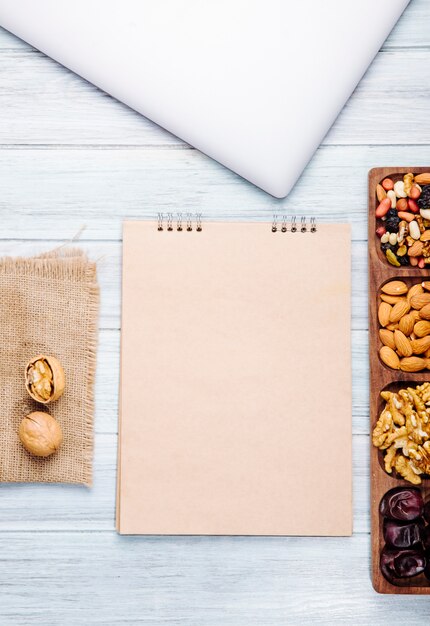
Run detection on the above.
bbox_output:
[414,320,430,338]
[380,346,400,370]
[421,231,430,242]
[398,210,415,222]
[399,356,428,372]
[386,323,399,331]
[378,302,392,327]
[379,329,396,350]
[414,173,430,185]
[407,283,424,303]
[399,313,415,336]
[389,299,411,323]
[422,282,430,291]
[410,310,422,322]
[381,280,408,296]
[419,303,430,320]
[408,241,424,257]
[380,294,404,305]
[376,183,387,203]
[394,330,412,357]
[410,336,430,355]
[411,293,430,310]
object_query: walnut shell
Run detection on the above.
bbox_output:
[25,355,65,404]
[19,411,63,457]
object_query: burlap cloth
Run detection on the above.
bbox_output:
[0,248,99,485]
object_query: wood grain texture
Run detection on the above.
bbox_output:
[0,532,428,626]
[0,0,430,621]
[368,167,430,594]
[3,146,430,242]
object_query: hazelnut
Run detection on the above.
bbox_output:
[25,355,65,404]
[19,411,63,457]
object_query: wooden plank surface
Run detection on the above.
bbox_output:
[0,533,428,626]
[3,146,430,243]
[0,0,429,622]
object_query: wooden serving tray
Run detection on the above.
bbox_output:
[369,167,430,594]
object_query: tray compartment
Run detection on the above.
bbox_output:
[375,277,430,374]
[374,381,430,481]
[369,167,430,270]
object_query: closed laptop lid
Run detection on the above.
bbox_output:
[0,0,410,197]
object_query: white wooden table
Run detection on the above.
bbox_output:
[1,2,429,623]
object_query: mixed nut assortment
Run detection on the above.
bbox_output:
[373,383,430,484]
[378,280,430,372]
[19,354,65,458]
[371,169,430,591]
[379,487,430,584]
[375,172,430,267]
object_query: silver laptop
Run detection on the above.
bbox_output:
[0,0,410,197]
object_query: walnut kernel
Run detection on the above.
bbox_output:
[25,355,65,404]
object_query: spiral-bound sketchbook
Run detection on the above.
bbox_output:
[117,218,352,535]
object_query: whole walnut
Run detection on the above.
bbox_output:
[19,411,63,457]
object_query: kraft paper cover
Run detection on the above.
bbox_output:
[117,221,352,535]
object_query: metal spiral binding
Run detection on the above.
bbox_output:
[301,216,307,233]
[271,215,317,233]
[310,217,317,233]
[156,212,203,231]
[291,216,297,233]
[281,215,287,232]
